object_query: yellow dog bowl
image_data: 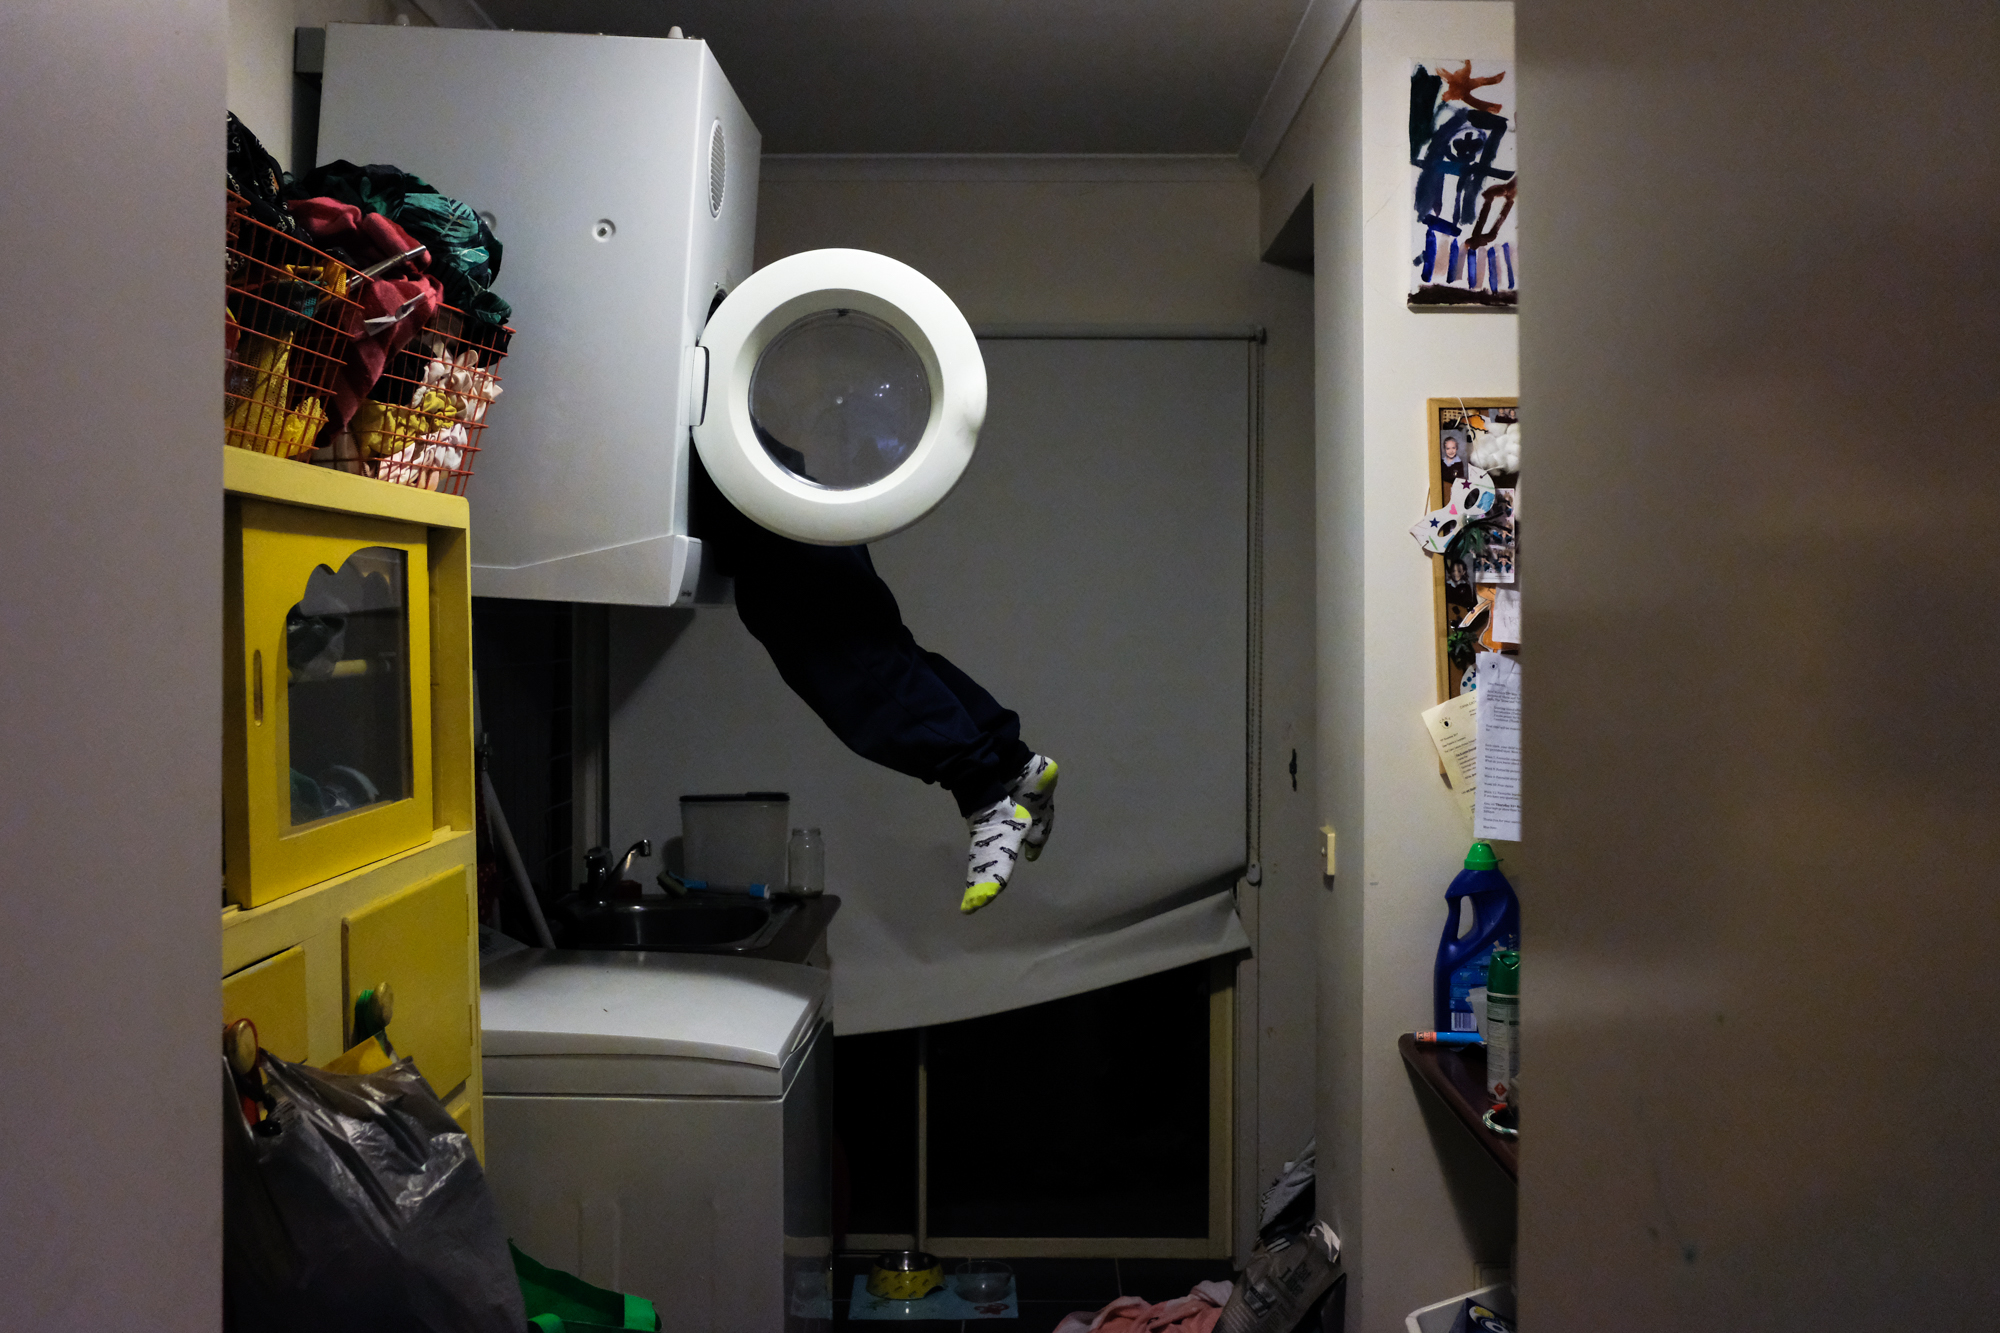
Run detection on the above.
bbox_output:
[867,1250,945,1300]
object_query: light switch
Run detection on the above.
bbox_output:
[1318,825,1337,877]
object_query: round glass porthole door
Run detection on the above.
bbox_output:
[693,248,986,546]
[751,309,931,490]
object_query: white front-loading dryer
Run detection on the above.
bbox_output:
[318,27,986,606]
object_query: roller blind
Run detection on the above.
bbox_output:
[610,337,1252,1033]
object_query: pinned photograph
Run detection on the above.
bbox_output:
[1439,424,1471,492]
[1470,488,1517,585]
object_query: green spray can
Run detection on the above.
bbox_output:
[1484,947,1519,1105]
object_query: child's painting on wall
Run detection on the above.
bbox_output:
[1409,59,1518,311]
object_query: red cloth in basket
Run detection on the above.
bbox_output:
[285,197,444,429]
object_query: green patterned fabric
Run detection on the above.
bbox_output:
[288,160,512,332]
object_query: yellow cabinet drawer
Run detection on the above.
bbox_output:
[343,866,472,1097]
[221,946,310,1064]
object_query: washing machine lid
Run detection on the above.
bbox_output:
[480,949,828,1068]
[693,248,986,546]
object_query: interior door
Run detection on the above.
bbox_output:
[693,248,986,545]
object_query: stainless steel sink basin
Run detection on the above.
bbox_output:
[554,895,798,953]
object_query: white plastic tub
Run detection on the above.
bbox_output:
[1405,1282,1514,1333]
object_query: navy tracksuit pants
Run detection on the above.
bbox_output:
[694,460,1030,816]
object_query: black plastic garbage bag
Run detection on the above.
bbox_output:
[223,1053,526,1332]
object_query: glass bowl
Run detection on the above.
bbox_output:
[952,1260,1013,1303]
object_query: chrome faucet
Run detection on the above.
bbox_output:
[611,839,651,880]
[583,840,651,898]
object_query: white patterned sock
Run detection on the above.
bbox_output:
[961,796,1031,914]
[1007,754,1059,861]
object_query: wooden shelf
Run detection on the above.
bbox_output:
[1398,1033,1517,1180]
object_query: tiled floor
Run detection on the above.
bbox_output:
[830,1254,1239,1330]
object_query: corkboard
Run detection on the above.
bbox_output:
[1426,397,1519,703]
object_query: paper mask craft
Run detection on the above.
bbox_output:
[1409,464,1496,554]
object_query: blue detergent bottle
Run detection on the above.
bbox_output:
[1433,841,1521,1033]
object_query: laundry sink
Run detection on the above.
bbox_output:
[554,895,798,954]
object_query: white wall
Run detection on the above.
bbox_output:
[756,159,1299,328]
[746,159,1323,1258]
[1517,0,1998,1326]
[227,0,418,169]
[1268,4,1520,1328]
[0,1,225,1327]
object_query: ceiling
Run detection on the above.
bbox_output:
[473,0,1315,155]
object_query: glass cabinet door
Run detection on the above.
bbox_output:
[228,500,434,908]
[285,545,413,827]
[694,248,987,547]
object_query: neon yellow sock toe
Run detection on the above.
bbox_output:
[961,881,1002,913]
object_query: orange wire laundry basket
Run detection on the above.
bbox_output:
[224,192,508,495]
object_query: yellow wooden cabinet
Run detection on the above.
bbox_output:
[220,447,484,1152]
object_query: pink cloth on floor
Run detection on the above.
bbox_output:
[1052,1280,1233,1333]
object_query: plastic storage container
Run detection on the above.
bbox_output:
[1404,1283,1514,1333]
[681,792,790,891]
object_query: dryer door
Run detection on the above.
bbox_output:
[693,248,986,546]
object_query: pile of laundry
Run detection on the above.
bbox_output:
[1044,1143,1343,1333]
[1054,1280,1236,1333]
[224,113,507,489]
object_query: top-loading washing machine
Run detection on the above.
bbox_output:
[318,25,987,605]
[480,948,833,1331]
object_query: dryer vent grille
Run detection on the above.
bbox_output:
[708,121,726,218]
